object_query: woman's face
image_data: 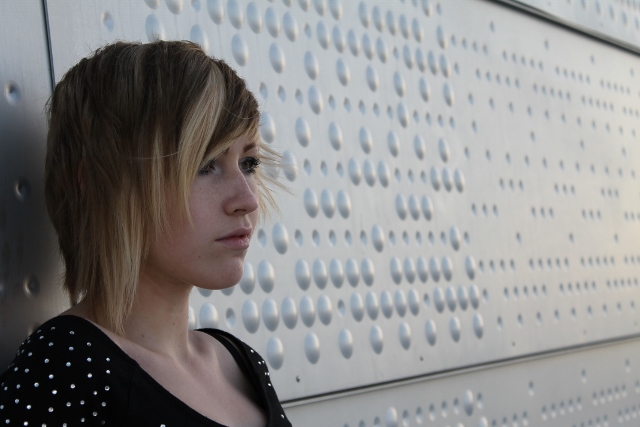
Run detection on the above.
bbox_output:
[142,134,260,291]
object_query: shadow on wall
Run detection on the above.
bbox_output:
[0,97,65,369]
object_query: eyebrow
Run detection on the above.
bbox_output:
[243,143,257,153]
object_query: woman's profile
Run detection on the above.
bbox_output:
[0,40,291,426]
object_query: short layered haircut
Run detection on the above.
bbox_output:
[45,40,280,335]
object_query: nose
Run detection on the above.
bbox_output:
[224,170,259,216]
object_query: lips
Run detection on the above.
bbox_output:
[215,227,253,250]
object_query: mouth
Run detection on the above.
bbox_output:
[216,228,253,249]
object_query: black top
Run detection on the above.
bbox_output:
[0,315,292,427]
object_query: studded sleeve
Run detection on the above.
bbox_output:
[0,320,131,426]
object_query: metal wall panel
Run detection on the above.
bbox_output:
[0,1,65,369]
[1,0,638,420]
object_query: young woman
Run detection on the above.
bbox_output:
[0,40,290,427]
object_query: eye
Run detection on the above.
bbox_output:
[197,159,217,176]
[240,156,261,175]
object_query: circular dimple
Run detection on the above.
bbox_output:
[300,295,316,327]
[428,51,438,75]
[437,25,447,48]
[417,257,429,282]
[454,169,465,192]
[346,258,360,286]
[372,5,384,31]
[442,168,453,191]
[295,117,311,147]
[258,261,275,293]
[247,3,263,33]
[395,195,408,221]
[457,286,469,310]
[207,0,224,23]
[282,297,298,328]
[348,29,360,55]
[295,259,311,290]
[414,135,426,159]
[4,81,21,106]
[412,17,423,41]
[327,27,343,54]
[449,227,461,251]
[145,0,160,8]
[358,2,370,27]
[317,21,331,49]
[304,333,320,364]
[272,222,289,254]
[262,299,279,331]
[359,127,373,154]
[438,138,450,162]
[399,322,411,349]
[370,325,384,354]
[239,262,255,294]
[304,51,320,80]
[445,286,457,311]
[101,11,115,32]
[463,390,474,416]
[320,189,336,218]
[425,319,437,345]
[348,158,362,185]
[439,54,451,77]
[328,122,343,150]
[469,284,480,309]
[372,225,385,252]
[14,178,30,202]
[329,258,344,288]
[403,45,414,69]
[282,150,298,181]
[329,0,342,19]
[317,295,333,325]
[450,316,461,342]
[421,196,433,221]
[404,257,416,283]
[430,257,442,282]
[304,188,319,217]
[363,159,376,186]
[283,11,298,41]
[228,0,244,28]
[269,43,286,73]
[242,300,260,333]
[266,337,284,369]
[395,290,408,317]
[378,161,390,187]
[408,195,420,220]
[336,190,351,218]
[265,7,280,37]
[145,14,166,41]
[473,313,484,338]
[393,71,406,97]
[231,34,249,66]
[430,166,441,191]
[443,83,455,106]
[465,256,477,280]
[433,287,445,312]
[397,103,409,128]
[390,257,403,284]
[366,291,379,319]
[351,293,365,321]
[408,289,420,315]
[313,259,328,288]
[419,78,431,102]
[362,258,375,285]
[314,0,327,15]
[308,86,323,114]
[376,37,388,62]
[366,65,379,91]
[339,329,353,359]
[388,131,400,157]
[442,257,453,281]
[381,290,393,318]
[199,303,219,328]
[336,58,350,85]
[190,25,209,53]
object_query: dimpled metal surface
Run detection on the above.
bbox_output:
[2,0,640,422]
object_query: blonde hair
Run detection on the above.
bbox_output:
[45,41,280,335]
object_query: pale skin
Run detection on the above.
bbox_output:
[64,134,266,427]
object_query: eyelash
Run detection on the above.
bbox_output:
[197,156,261,176]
